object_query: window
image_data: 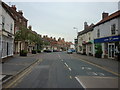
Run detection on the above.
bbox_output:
[111,24,116,35]
[19,18,22,23]
[2,16,5,30]
[10,23,13,33]
[97,29,100,38]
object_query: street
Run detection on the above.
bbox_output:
[3,52,118,89]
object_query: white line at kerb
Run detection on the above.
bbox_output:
[64,63,69,67]
[75,77,86,89]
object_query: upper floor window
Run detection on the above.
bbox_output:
[19,18,22,23]
[10,23,13,33]
[97,29,100,38]
[2,16,5,30]
[111,24,116,35]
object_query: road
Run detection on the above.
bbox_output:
[3,52,118,89]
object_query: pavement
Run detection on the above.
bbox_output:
[0,53,42,85]
[72,53,120,75]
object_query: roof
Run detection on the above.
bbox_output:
[94,10,120,27]
[78,25,94,36]
[2,2,28,21]
[2,2,16,20]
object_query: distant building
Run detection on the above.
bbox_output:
[0,1,15,59]
[77,22,94,56]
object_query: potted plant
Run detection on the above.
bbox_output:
[95,44,103,58]
[32,50,37,54]
[20,50,27,56]
[37,50,41,53]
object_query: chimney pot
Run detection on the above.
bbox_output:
[18,10,23,16]
[84,22,88,30]
[11,5,16,11]
[102,12,109,19]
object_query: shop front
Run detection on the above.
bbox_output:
[94,35,120,59]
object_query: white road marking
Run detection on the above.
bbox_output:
[64,63,69,67]
[75,77,86,89]
[93,72,98,76]
[58,54,61,58]
[82,67,85,70]
[68,68,72,71]
[69,76,72,79]
[98,72,105,76]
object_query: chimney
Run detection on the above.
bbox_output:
[84,22,88,30]
[102,12,109,19]
[53,37,56,40]
[28,25,32,30]
[11,5,16,11]
[18,10,23,16]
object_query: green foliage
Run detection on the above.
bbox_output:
[95,44,103,54]
[15,26,28,41]
[20,50,27,56]
[15,26,43,48]
[37,50,41,53]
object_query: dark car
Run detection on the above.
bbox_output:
[44,49,52,53]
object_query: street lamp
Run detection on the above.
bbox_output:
[73,27,79,53]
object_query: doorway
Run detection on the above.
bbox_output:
[108,43,115,59]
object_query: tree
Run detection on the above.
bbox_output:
[15,26,29,50]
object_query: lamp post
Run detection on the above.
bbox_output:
[73,27,79,53]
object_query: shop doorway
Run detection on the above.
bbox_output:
[7,42,9,56]
[108,43,115,59]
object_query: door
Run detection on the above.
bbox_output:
[108,43,115,59]
[7,42,9,55]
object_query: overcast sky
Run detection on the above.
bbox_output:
[5,2,118,43]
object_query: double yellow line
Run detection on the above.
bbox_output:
[3,59,43,88]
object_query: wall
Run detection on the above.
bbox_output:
[2,7,14,34]
[93,18,119,40]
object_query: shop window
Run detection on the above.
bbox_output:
[111,24,116,35]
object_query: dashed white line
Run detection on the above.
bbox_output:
[68,68,72,71]
[64,63,69,67]
[61,59,63,61]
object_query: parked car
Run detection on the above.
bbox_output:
[44,49,52,53]
[67,49,73,54]
[53,50,59,52]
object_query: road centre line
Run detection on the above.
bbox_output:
[69,76,72,79]
[68,67,72,71]
[64,62,69,67]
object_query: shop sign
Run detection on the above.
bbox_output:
[94,35,120,43]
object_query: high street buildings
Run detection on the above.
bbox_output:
[77,10,120,60]
[93,11,120,59]
[0,1,15,59]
